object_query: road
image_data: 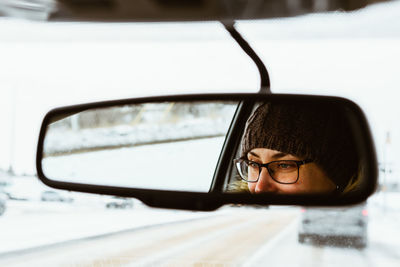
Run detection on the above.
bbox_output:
[0,197,400,267]
[0,207,297,266]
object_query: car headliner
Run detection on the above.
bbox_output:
[0,0,389,22]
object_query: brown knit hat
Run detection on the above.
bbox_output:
[241,102,358,190]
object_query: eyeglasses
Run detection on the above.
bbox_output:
[234,158,313,184]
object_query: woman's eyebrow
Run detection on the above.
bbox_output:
[247,151,260,158]
[270,152,289,159]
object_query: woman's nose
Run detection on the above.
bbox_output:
[255,167,278,193]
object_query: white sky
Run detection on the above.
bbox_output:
[0,0,399,181]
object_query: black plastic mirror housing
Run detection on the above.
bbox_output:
[36,93,378,211]
[0,0,389,22]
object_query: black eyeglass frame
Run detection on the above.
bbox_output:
[234,158,314,184]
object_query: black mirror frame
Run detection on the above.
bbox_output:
[36,93,378,211]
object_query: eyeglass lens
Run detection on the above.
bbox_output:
[237,160,299,184]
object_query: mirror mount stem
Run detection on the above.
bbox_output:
[222,21,271,94]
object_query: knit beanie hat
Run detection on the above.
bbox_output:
[241,102,358,190]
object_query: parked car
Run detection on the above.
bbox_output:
[0,170,12,187]
[298,203,368,248]
[104,197,134,209]
[0,191,6,216]
[41,190,73,202]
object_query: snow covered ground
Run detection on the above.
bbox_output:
[42,137,226,192]
[0,198,223,254]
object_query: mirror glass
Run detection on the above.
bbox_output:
[39,98,368,196]
[41,101,238,192]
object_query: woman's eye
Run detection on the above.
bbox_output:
[277,163,295,169]
[248,162,259,168]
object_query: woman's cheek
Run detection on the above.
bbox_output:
[248,183,256,193]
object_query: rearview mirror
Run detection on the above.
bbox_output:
[36,94,377,210]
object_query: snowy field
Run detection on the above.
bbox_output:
[0,1,398,176]
[43,137,226,191]
[0,197,221,254]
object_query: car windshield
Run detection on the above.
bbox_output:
[0,1,399,266]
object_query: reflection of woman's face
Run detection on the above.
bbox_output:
[247,148,336,194]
